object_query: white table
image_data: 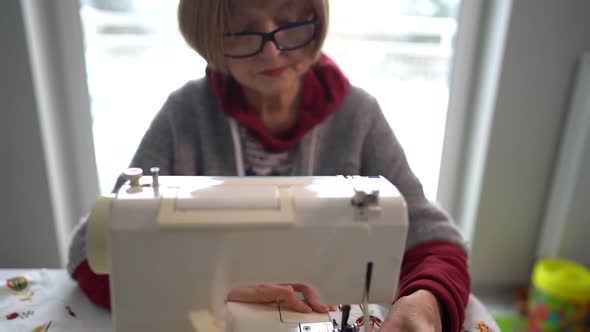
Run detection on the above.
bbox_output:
[1,269,112,331]
[1,269,499,331]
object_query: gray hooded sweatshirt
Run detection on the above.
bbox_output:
[67,78,465,276]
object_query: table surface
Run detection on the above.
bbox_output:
[1,269,112,331]
[1,269,500,332]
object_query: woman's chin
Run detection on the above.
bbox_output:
[251,80,295,97]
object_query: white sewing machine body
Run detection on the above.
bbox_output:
[86,173,408,332]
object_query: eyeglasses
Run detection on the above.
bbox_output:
[223,18,319,58]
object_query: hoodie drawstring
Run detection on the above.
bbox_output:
[229,119,246,176]
[307,127,318,176]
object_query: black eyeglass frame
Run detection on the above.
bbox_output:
[223,18,320,58]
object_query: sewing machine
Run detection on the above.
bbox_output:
[86,169,409,332]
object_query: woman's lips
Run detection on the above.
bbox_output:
[260,66,287,77]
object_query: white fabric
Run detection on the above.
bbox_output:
[0,269,498,331]
[0,269,111,332]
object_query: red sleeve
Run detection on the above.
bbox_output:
[73,260,112,310]
[396,241,470,332]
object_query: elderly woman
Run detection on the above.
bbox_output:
[68,0,470,331]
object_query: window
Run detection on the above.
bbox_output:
[80,0,461,199]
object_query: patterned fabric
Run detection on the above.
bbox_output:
[1,270,88,331]
[241,127,293,176]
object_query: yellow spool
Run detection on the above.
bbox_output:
[532,258,590,303]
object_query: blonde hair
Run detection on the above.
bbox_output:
[178,0,329,70]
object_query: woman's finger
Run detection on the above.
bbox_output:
[275,285,313,313]
[227,283,330,314]
[290,284,328,313]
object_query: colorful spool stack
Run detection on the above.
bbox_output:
[528,259,590,331]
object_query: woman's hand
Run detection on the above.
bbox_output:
[227,283,335,314]
[379,290,443,332]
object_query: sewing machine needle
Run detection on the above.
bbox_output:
[364,262,373,332]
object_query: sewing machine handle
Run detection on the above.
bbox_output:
[157,186,296,229]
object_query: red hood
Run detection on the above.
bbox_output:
[206,53,351,151]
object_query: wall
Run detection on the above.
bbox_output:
[469,0,590,287]
[0,0,99,268]
[0,0,61,267]
[538,54,590,267]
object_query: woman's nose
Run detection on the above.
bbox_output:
[260,38,281,59]
[259,21,281,59]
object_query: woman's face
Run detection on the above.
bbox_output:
[223,0,317,98]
